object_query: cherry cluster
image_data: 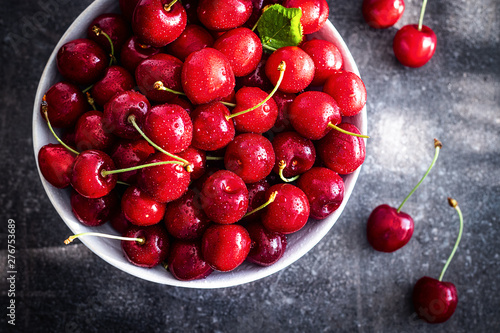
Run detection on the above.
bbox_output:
[38,0,368,281]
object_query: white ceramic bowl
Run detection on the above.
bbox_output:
[33,0,367,288]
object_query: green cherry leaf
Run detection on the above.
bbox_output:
[257,4,303,52]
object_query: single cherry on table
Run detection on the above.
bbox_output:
[362,0,405,29]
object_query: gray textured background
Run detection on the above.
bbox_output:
[1,0,499,331]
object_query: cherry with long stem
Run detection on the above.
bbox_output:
[243,191,278,218]
[153,81,236,108]
[65,232,145,245]
[41,98,79,155]
[328,123,370,139]
[417,0,429,32]
[439,197,463,281]
[92,25,116,66]
[101,160,185,178]
[278,161,300,183]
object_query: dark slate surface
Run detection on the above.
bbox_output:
[1,0,499,332]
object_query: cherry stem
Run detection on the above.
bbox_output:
[163,0,177,11]
[86,92,97,110]
[41,97,80,156]
[206,156,224,161]
[438,198,464,281]
[116,180,131,186]
[127,115,191,168]
[418,0,429,31]
[278,160,300,183]
[226,61,286,121]
[397,139,442,213]
[92,25,115,66]
[243,191,278,218]
[101,160,185,177]
[82,84,93,94]
[154,81,186,96]
[262,44,277,52]
[64,232,145,245]
[328,123,370,139]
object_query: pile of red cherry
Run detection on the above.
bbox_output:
[37,0,368,282]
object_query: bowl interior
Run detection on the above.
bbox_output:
[32,0,367,288]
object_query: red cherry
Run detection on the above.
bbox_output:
[270,91,295,133]
[288,91,341,140]
[167,240,213,280]
[110,210,134,234]
[393,24,437,68]
[200,170,249,224]
[164,189,211,240]
[132,0,187,48]
[366,204,414,252]
[143,103,193,153]
[181,48,236,105]
[236,54,274,91]
[110,139,155,184]
[323,71,367,117]
[121,185,167,226]
[38,144,76,189]
[166,24,214,61]
[137,152,191,203]
[201,224,251,272]
[317,123,366,175]
[261,183,310,234]
[245,221,287,266]
[283,0,329,34]
[297,167,345,220]
[70,189,120,227]
[190,102,235,151]
[265,46,315,94]
[362,0,405,29]
[272,131,316,179]
[103,90,151,140]
[41,82,88,128]
[413,277,458,323]
[241,179,270,222]
[176,147,206,180]
[90,66,135,107]
[197,0,253,31]
[230,87,278,134]
[213,27,262,77]
[74,111,116,153]
[301,39,343,86]
[120,36,161,73]
[87,13,131,54]
[70,149,117,198]
[224,133,275,184]
[57,38,108,86]
[135,53,183,103]
[122,224,170,268]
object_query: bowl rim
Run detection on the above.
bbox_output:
[32,0,367,289]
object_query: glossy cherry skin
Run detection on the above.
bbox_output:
[272,131,316,178]
[197,0,253,31]
[143,103,193,153]
[122,224,170,268]
[224,133,275,184]
[164,189,211,240]
[166,24,214,61]
[121,185,167,226]
[317,123,366,175]
[245,221,287,266]
[137,152,191,203]
[190,102,235,151]
[176,147,206,180]
[132,0,187,48]
[167,240,213,281]
[241,179,270,222]
[70,149,117,199]
[57,38,108,86]
[366,204,414,252]
[38,144,76,189]
[301,39,343,86]
[87,13,131,54]
[90,66,135,107]
[362,0,405,29]
[120,36,161,73]
[42,82,88,128]
[103,90,151,140]
[110,139,155,184]
[289,91,341,140]
[265,46,315,94]
[135,53,183,103]
[283,0,329,34]
[413,276,458,323]
[201,224,251,272]
[270,91,295,133]
[182,48,236,105]
[74,111,116,153]
[323,71,367,117]
[393,24,437,68]
[261,184,310,234]
[214,27,262,77]
[110,210,134,234]
[297,167,344,220]
[200,170,249,224]
[231,87,278,134]
[70,189,120,227]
